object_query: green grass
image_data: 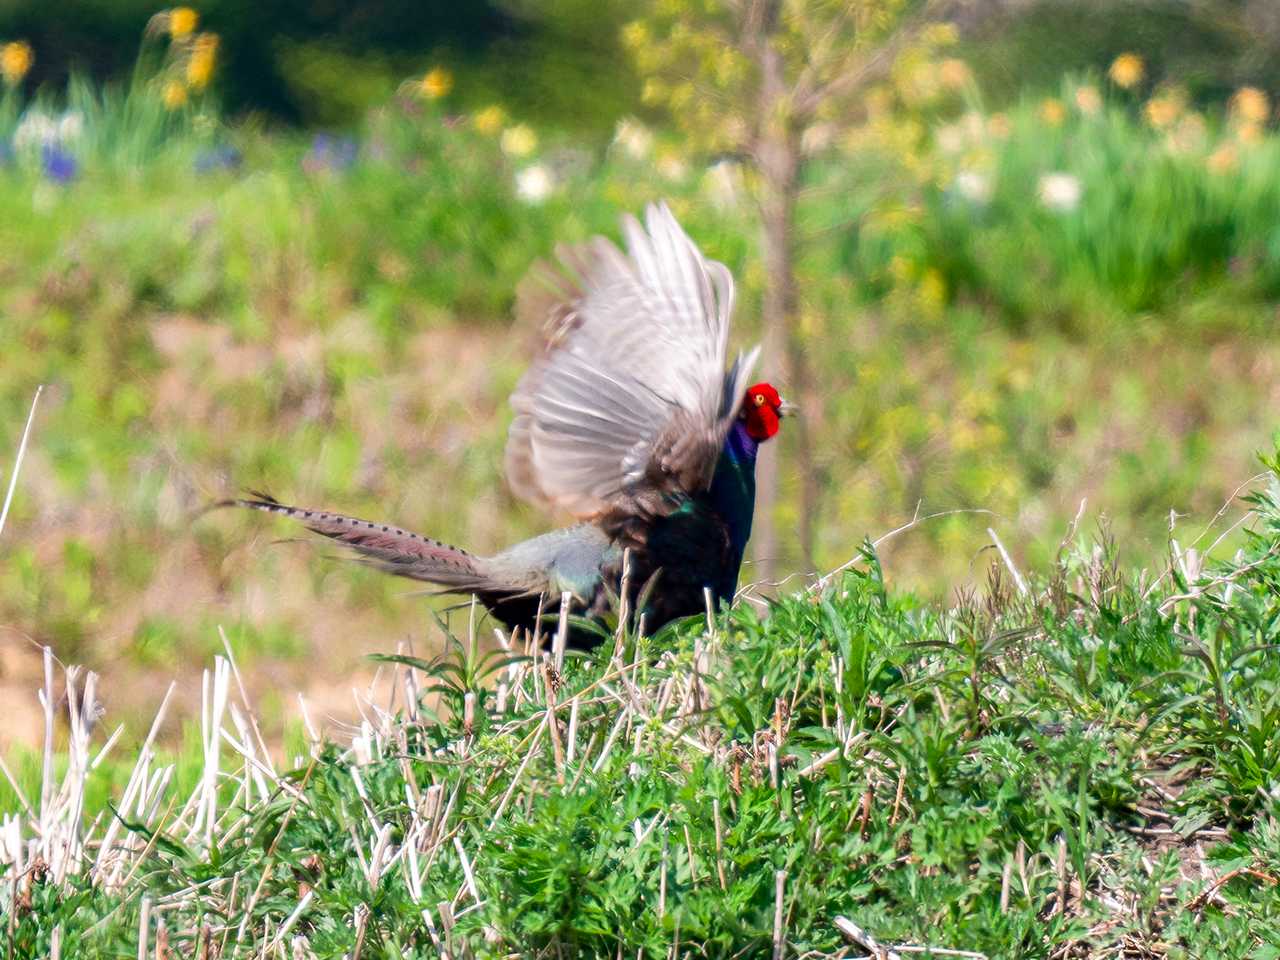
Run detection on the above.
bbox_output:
[4,453,1280,957]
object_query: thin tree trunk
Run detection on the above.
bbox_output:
[750,0,815,580]
[756,166,798,582]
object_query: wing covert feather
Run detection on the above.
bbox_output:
[505,202,758,528]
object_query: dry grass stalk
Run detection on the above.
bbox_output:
[772,869,787,960]
[0,385,43,541]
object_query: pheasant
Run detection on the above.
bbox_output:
[227,203,789,646]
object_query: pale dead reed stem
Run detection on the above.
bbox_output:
[890,767,906,827]
[889,948,988,958]
[541,659,566,786]
[614,549,632,663]
[530,594,545,655]
[986,528,1028,596]
[833,916,903,960]
[39,646,54,850]
[219,629,273,767]
[488,723,544,830]
[554,591,571,673]
[137,896,152,960]
[453,836,480,905]
[232,757,318,949]
[771,869,786,960]
[94,683,176,885]
[1016,839,1029,898]
[591,703,630,774]
[1054,834,1068,915]
[683,824,698,886]
[351,904,370,960]
[565,694,581,765]
[0,385,42,541]
[264,890,313,958]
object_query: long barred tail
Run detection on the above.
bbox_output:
[222,492,489,590]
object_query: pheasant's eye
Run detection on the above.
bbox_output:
[754,394,766,406]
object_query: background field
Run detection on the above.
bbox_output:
[3,1,1280,749]
[3,2,1280,956]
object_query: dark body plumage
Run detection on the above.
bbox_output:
[227,204,784,648]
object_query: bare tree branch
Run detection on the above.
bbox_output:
[793,0,961,120]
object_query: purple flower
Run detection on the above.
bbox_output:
[194,144,242,174]
[303,133,358,174]
[41,144,76,184]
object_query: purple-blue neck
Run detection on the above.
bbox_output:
[723,419,759,465]
[706,419,760,603]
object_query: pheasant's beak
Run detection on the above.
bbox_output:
[777,397,796,418]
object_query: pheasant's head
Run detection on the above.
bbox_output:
[741,382,792,442]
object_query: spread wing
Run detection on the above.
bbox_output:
[505,202,759,534]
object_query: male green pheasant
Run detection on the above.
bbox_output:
[228,203,788,645]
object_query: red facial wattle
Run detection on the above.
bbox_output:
[742,381,784,442]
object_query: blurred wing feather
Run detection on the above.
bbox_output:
[506,202,758,528]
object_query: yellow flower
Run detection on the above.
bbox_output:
[1143,94,1181,130]
[1236,122,1263,146]
[1230,86,1269,126]
[500,123,537,157]
[922,23,959,47]
[162,80,188,109]
[1039,98,1066,127]
[420,67,453,100]
[1074,85,1102,116]
[938,58,972,92]
[168,7,198,39]
[1206,143,1238,174]
[864,86,892,117]
[472,104,505,135]
[186,32,218,90]
[987,112,1011,139]
[620,21,649,51]
[902,61,941,105]
[1,40,33,85]
[917,269,947,314]
[1108,52,1144,89]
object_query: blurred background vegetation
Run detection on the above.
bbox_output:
[1,0,1279,746]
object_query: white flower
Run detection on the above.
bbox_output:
[954,170,993,205]
[13,110,57,152]
[935,123,966,155]
[801,122,835,155]
[1037,172,1082,213]
[961,110,986,141]
[515,164,554,203]
[613,117,653,159]
[702,160,742,209]
[57,111,84,143]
